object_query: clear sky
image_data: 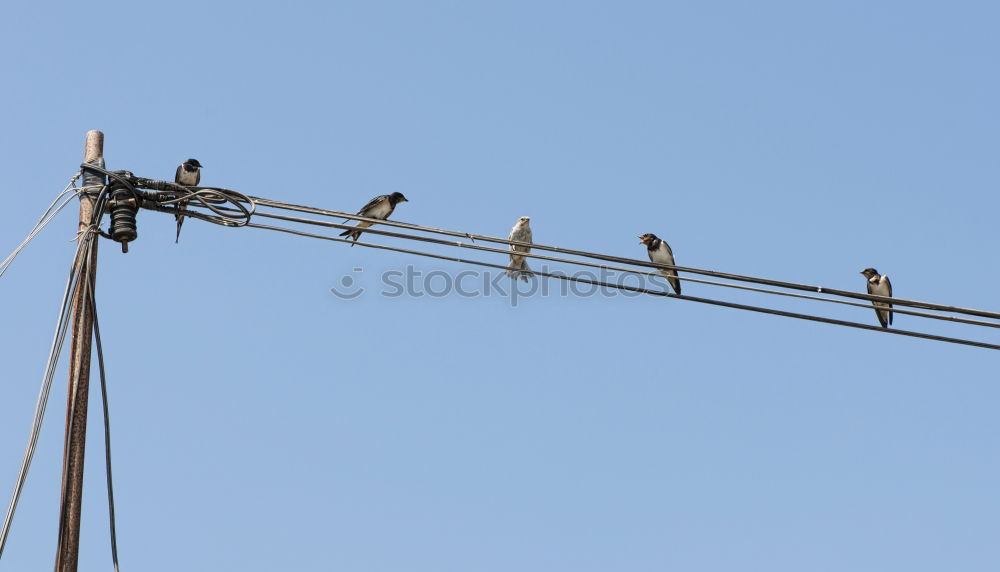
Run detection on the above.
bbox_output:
[2,1,998,570]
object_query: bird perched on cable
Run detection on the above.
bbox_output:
[860,267,893,328]
[173,158,203,243]
[639,233,681,295]
[506,216,533,281]
[339,192,408,246]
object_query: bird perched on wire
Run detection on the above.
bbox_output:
[506,216,533,281]
[860,267,893,328]
[339,192,408,246]
[173,158,203,243]
[639,233,681,295]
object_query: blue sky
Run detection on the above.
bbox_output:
[2,1,998,570]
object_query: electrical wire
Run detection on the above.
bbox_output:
[0,173,89,280]
[113,175,997,348]
[183,198,1000,334]
[245,221,1000,351]
[112,175,999,348]
[54,182,116,570]
[0,176,123,569]
[145,179,1000,327]
[0,185,106,558]
[88,248,120,572]
[0,236,87,557]
[239,195,1000,321]
[244,209,1000,330]
[101,168,256,229]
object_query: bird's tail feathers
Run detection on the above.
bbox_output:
[669,278,681,296]
[506,260,533,281]
[174,215,183,244]
[667,271,681,296]
[657,270,681,295]
[343,229,361,246]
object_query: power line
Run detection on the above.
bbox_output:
[0,174,90,280]
[245,221,1000,351]
[163,191,1000,327]
[241,195,1000,321]
[2,178,121,570]
[89,260,120,572]
[76,171,1000,351]
[108,174,996,349]
[243,208,1000,330]
[0,184,108,558]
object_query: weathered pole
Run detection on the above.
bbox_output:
[54,130,104,572]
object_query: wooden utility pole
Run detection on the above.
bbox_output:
[54,130,104,572]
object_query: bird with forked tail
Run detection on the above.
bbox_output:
[339,192,408,246]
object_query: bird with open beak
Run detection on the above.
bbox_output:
[639,233,681,295]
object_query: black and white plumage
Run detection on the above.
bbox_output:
[860,267,893,328]
[339,192,408,246]
[173,158,202,243]
[639,233,681,295]
[506,216,533,281]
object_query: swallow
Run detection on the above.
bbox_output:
[639,233,681,295]
[506,216,534,281]
[860,267,893,328]
[174,158,203,243]
[339,192,408,245]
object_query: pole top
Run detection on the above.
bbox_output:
[83,130,104,163]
